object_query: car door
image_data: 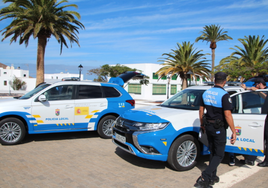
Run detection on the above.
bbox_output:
[74,84,107,130]
[31,84,75,132]
[225,90,268,156]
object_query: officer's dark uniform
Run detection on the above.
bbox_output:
[200,85,232,182]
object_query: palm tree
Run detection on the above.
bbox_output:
[195,24,232,81]
[0,0,85,86]
[157,42,211,90]
[216,35,268,80]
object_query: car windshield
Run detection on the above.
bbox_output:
[160,89,205,110]
[19,83,51,99]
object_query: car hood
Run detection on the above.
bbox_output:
[0,98,29,110]
[121,105,200,130]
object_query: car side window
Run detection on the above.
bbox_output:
[102,86,121,98]
[78,85,102,99]
[232,91,268,114]
[44,85,73,101]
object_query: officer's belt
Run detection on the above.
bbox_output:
[207,120,215,123]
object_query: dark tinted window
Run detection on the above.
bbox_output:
[44,85,73,101]
[232,91,268,114]
[103,86,121,98]
[78,85,102,99]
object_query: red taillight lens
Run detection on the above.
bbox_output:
[126,99,135,106]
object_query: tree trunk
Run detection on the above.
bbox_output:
[36,36,47,86]
[182,76,188,90]
[211,48,215,81]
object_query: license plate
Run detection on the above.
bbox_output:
[115,133,126,143]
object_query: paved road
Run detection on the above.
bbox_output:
[1,131,268,188]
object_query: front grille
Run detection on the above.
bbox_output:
[113,139,134,154]
[114,117,139,131]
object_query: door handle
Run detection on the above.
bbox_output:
[248,122,262,127]
[100,103,106,107]
[65,105,73,109]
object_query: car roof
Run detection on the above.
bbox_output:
[186,85,244,91]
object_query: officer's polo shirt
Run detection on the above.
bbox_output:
[200,85,232,121]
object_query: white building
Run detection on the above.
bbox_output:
[45,72,84,81]
[120,63,205,102]
[0,63,205,101]
[0,65,36,94]
[0,65,83,94]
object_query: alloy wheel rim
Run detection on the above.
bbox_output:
[102,119,114,137]
[176,140,197,167]
[0,122,21,143]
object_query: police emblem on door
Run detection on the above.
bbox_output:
[55,109,60,116]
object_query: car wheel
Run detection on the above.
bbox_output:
[97,115,116,139]
[167,134,200,171]
[0,118,26,145]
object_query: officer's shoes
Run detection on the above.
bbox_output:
[257,161,268,167]
[194,176,212,188]
[229,156,235,166]
[240,159,255,166]
[209,176,220,185]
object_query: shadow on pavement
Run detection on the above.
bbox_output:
[21,131,100,144]
[114,147,167,169]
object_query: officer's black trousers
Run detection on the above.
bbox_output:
[202,124,226,181]
[264,115,268,161]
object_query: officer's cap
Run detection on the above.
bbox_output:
[215,72,227,81]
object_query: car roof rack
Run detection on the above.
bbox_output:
[203,81,241,86]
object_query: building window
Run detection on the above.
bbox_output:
[4,81,7,85]
[128,84,141,94]
[4,72,7,74]
[171,85,177,95]
[153,73,158,79]
[152,84,166,95]
[23,74,26,77]
[161,75,167,80]
[172,75,178,80]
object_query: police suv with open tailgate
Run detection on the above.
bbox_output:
[112,85,267,171]
[0,72,145,145]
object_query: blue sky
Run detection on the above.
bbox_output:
[0,0,268,80]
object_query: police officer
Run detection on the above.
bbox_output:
[194,72,236,188]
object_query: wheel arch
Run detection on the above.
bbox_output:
[169,130,204,154]
[96,112,119,128]
[0,115,28,133]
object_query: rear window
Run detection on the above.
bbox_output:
[102,86,121,98]
[78,85,102,99]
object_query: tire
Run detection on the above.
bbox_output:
[167,134,200,171]
[0,118,26,145]
[97,115,116,139]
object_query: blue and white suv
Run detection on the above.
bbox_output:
[0,72,145,145]
[112,85,267,171]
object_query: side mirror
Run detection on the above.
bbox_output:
[38,94,47,102]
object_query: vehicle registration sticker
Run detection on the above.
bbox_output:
[115,133,126,143]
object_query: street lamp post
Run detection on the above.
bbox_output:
[167,75,170,99]
[78,64,83,80]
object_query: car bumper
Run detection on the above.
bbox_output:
[112,124,177,161]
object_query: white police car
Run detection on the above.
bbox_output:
[0,72,146,145]
[112,85,267,171]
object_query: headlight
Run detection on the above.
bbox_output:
[133,122,169,131]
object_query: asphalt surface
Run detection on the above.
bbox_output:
[1,131,268,188]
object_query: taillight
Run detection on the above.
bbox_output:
[126,99,135,106]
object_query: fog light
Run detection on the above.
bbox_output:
[140,146,160,154]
